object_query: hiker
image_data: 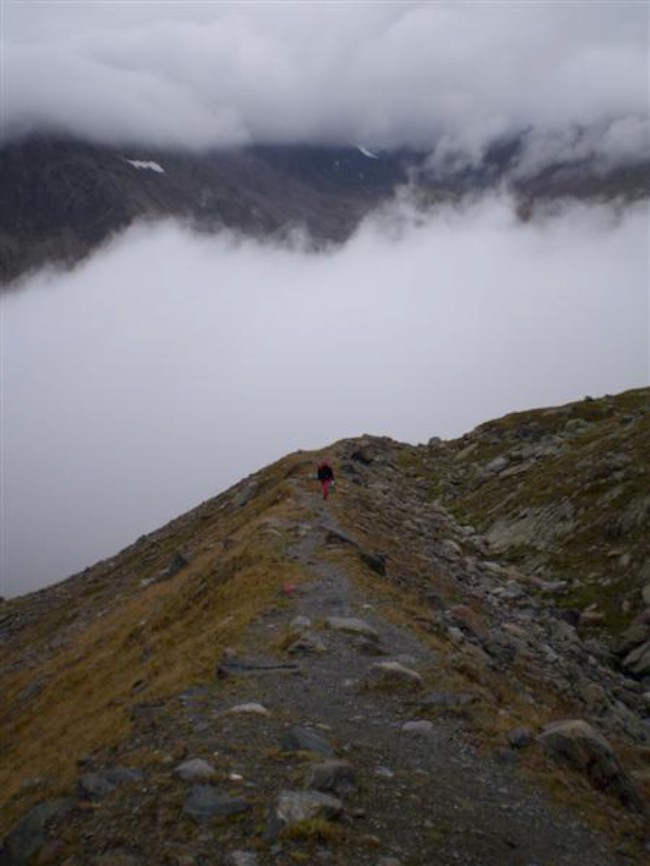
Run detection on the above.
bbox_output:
[316,460,335,500]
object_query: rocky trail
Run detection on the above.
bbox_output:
[4,471,647,866]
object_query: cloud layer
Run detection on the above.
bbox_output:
[2,196,648,597]
[3,1,648,164]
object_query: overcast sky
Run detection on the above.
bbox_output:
[1,2,649,597]
[3,1,649,167]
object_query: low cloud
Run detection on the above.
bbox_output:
[2,196,648,597]
[3,1,648,166]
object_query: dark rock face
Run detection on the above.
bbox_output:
[0,137,417,285]
[3,134,649,286]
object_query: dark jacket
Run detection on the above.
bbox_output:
[317,463,334,482]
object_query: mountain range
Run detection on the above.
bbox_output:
[2,134,649,286]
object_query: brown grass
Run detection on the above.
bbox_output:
[0,451,314,834]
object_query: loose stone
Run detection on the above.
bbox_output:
[281,726,335,756]
[183,786,251,823]
[537,719,644,812]
[364,661,423,691]
[401,720,435,736]
[305,760,357,797]
[325,616,380,639]
[228,703,271,716]
[174,759,216,782]
[265,790,343,841]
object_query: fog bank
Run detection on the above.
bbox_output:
[4,1,648,167]
[2,196,648,597]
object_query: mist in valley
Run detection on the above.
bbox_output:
[2,195,648,597]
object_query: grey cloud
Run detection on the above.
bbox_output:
[3,1,648,162]
[2,196,648,597]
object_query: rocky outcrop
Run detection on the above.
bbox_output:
[538,720,645,813]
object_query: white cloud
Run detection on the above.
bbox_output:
[2,1,648,161]
[2,196,648,597]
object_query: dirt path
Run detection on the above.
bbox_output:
[13,479,635,866]
[205,480,624,865]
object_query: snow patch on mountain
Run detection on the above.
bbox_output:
[358,145,379,160]
[124,159,165,174]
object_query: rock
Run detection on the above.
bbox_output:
[183,786,251,823]
[364,661,423,692]
[103,767,145,785]
[305,760,357,797]
[622,641,650,677]
[420,692,476,710]
[427,436,442,448]
[579,682,608,712]
[486,456,509,474]
[448,605,490,642]
[506,727,534,749]
[225,853,258,866]
[287,634,328,655]
[360,551,387,575]
[265,790,343,841]
[290,616,312,630]
[233,482,258,508]
[174,759,216,782]
[163,553,189,579]
[281,726,335,757]
[351,636,386,656]
[325,617,379,640]
[78,773,116,800]
[401,720,435,736]
[579,607,605,627]
[77,765,144,797]
[0,800,73,866]
[228,703,271,716]
[616,623,649,656]
[537,719,644,812]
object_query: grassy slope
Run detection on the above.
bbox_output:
[0,450,316,834]
[422,387,650,635]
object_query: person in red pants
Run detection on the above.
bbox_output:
[316,460,335,500]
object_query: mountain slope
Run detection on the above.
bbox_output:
[3,134,649,286]
[1,390,649,864]
[0,137,417,285]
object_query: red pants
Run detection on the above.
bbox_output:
[321,480,332,500]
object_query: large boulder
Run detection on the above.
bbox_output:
[538,719,644,813]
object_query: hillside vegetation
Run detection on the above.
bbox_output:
[1,388,649,864]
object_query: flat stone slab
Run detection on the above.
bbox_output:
[324,617,380,639]
[364,661,423,691]
[228,702,271,716]
[401,720,435,736]
[281,725,335,756]
[183,786,251,822]
[217,660,300,678]
[419,692,477,709]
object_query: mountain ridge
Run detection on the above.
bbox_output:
[2,134,649,287]
[1,387,649,863]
